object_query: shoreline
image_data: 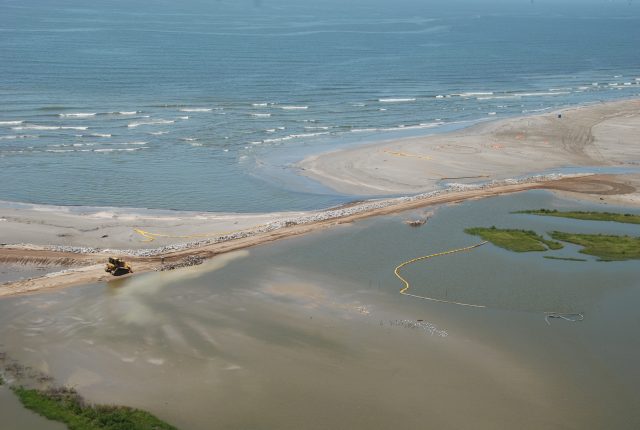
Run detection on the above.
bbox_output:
[1,173,637,298]
[2,97,640,298]
[298,97,640,195]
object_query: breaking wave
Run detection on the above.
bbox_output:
[378,98,416,103]
[127,119,174,128]
[58,113,96,118]
[179,108,212,112]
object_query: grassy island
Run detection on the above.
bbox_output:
[12,386,177,430]
[549,232,640,261]
[515,209,640,224]
[464,227,563,252]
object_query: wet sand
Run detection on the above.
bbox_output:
[0,203,308,250]
[2,174,636,298]
[299,98,640,195]
[1,98,639,298]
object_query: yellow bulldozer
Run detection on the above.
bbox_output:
[105,257,133,276]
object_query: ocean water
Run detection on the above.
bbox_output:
[1,0,639,212]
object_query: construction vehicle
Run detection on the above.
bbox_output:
[105,257,133,276]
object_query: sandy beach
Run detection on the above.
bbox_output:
[0,173,636,298]
[298,98,640,195]
[2,98,640,298]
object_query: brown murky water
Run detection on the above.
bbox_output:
[1,191,639,429]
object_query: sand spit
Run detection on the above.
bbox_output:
[2,98,640,297]
[1,173,635,298]
[298,98,640,195]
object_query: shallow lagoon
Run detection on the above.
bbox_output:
[1,190,639,429]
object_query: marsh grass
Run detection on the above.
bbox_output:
[11,385,177,430]
[465,227,563,252]
[549,232,640,261]
[515,209,640,224]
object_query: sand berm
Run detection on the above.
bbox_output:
[2,98,640,297]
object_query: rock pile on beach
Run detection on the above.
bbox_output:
[158,255,204,271]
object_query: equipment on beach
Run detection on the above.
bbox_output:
[105,257,133,276]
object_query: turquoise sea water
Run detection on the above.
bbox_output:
[1,0,639,212]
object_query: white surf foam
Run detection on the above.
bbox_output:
[13,125,59,131]
[251,113,271,117]
[378,98,416,103]
[59,113,96,118]
[455,92,494,97]
[262,131,329,144]
[252,103,268,107]
[513,91,570,97]
[179,108,212,112]
[280,105,308,110]
[352,122,444,133]
[380,122,444,131]
[0,120,24,126]
[12,125,88,131]
[94,147,147,152]
[148,131,169,135]
[0,134,37,140]
[89,133,112,138]
[476,95,518,100]
[103,141,148,146]
[127,119,174,128]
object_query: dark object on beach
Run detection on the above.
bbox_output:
[101,234,109,238]
[159,255,204,271]
[105,257,133,276]
[405,219,427,227]
[558,114,562,119]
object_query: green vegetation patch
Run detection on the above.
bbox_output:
[543,256,587,262]
[515,209,640,225]
[549,232,640,261]
[11,386,176,430]
[465,227,563,252]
